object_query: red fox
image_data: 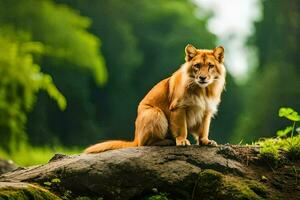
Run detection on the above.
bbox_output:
[85,44,226,153]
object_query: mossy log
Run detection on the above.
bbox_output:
[0,145,299,200]
[0,182,60,200]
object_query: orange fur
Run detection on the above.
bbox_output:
[84,139,138,153]
[84,44,226,153]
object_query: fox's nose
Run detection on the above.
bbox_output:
[199,76,207,81]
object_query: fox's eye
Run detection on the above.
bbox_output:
[194,63,201,69]
[208,64,215,69]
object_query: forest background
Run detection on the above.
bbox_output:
[0,0,299,166]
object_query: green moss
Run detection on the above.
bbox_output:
[0,183,61,200]
[193,169,269,200]
[143,193,170,200]
[248,181,268,198]
[258,139,281,165]
[256,135,300,165]
[285,135,300,160]
[194,169,223,197]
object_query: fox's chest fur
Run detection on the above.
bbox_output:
[183,92,219,130]
[168,67,223,131]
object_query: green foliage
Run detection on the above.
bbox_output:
[0,143,81,166]
[276,107,300,138]
[51,178,61,184]
[0,0,107,85]
[278,107,300,122]
[0,31,66,151]
[43,178,61,188]
[43,177,66,198]
[0,0,107,151]
[43,182,52,187]
[276,126,293,138]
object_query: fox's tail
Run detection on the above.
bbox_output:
[84,138,138,154]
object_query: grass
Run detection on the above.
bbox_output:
[256,134,300,164]
[0,143,82,166]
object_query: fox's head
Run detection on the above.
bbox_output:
[184,44,226,88]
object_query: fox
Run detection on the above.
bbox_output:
[85,44,226,153]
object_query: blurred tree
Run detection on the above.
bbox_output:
[232,0,300,143]
[0,0,107,84]
[0,0,106,148]
[0,30,66,151]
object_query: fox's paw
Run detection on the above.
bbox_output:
[199,138,217,146]
[176,138,191,146]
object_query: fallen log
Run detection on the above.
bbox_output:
[0,145,299,200]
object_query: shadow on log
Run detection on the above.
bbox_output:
[0,145,299,200]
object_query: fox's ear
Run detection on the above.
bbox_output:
[185,44,197,61]
[213,46,224,64]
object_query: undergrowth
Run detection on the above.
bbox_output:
[256,134,300,164]
[256,107,300,165]
[0,143,81,166]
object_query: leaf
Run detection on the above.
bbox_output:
[43,181,52,186]
[51,178,61,183]
[276,126,293,137]
[261,175,268,182]
[278,107,300,121]
[279,107,294,117]
[287,112,300,121]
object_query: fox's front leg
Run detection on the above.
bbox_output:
[197,111,217,146]
[170,108,190,146]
